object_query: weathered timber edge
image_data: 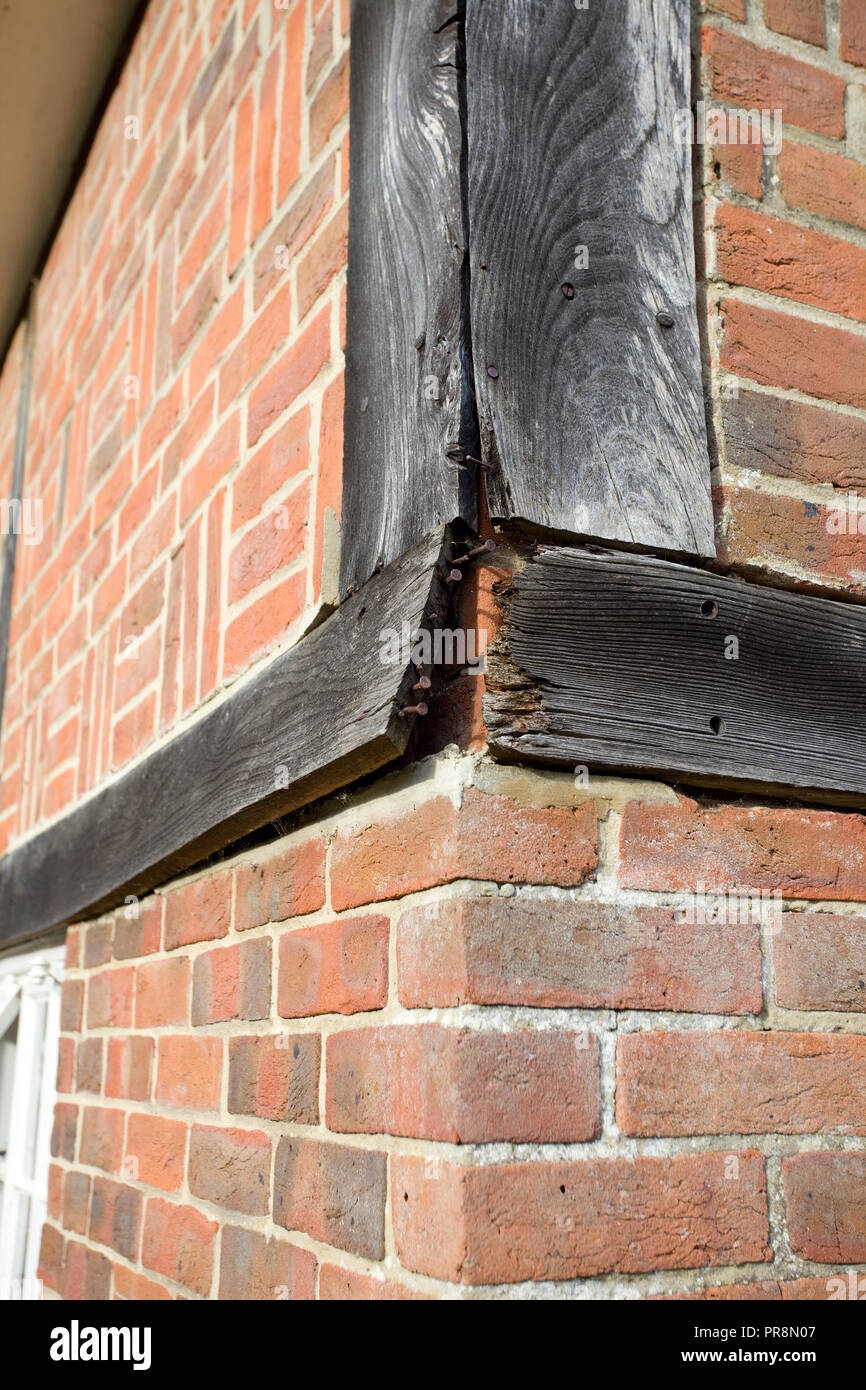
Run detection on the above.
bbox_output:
[339,0,476,596]
[485,546,866,806]
[0,528,452,947]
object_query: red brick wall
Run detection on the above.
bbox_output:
[38,764,866,1298]
[700,0,866,595]
[0,0,864,1301]
[0,0,348,851]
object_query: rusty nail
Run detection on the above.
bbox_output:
[414,676,432,692]
[561,282,575,299]
[656,310,675,328]
[454,538,497,565]
[399,702,428,718]
[487,365,499,379]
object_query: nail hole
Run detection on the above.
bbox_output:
[708,715,725,736]
[700,599,718,618]
[559,1185,566,1194]
[403,1192,409,1201]
[561,282,575,300]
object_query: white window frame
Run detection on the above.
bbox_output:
[0,942,64,1300]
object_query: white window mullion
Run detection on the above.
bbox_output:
[0,979,43,1287]
[0,947,64,1298]
[0,979,19,1039]
[25,971,61,1290]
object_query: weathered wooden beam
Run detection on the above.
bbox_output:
[465,0,715,558]
[340,0,476,597]
[0,529,452,947]
[485,547,866,803]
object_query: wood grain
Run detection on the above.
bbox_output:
[340,0,476,596]
[0,528,451,947]
[465,0,715,557]
[485,546,866,801]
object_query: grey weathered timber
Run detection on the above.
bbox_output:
[485,547,866,801]
[465,0,715,557]
[340,0,476,596]
[0,529,452,947]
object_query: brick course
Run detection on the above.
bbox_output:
[392,1152,771,1284]
[39,761,866,1299]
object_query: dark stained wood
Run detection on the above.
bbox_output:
[340,0,476,596]
[0,528,452,947]
[485,547,866,802]
[465,0,715,558]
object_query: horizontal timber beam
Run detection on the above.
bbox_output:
[0,529,452,949]
[485,547,866,805]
